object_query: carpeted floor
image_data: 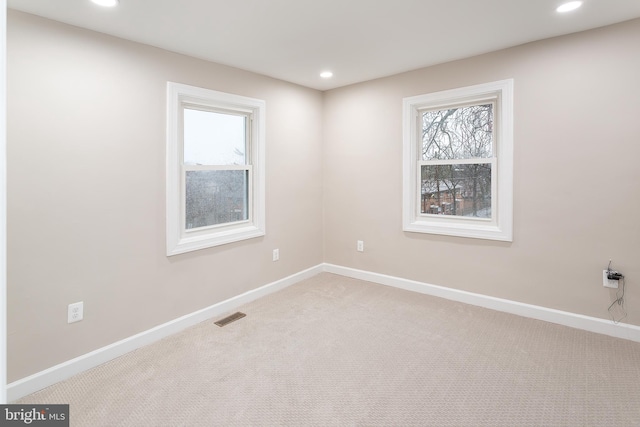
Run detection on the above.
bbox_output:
[16,273,640,426]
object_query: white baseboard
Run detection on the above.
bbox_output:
[9,262,640,401]
[323,263,640,343]
[7,264,323,402]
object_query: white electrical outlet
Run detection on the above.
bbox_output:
[68,301,84,323]
[273,249,279,261]
[357,240,364,252]
[603,270,619,289]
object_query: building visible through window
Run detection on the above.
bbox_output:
[420,104,493,219]
[403,80,513,241]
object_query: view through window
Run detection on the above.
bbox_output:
[420,104,493,219]
[183,108,249,230]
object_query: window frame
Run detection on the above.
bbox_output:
[402,79,513,241]
[166,82,265,256]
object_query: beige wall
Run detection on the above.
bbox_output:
[323,19,640,326]
[8,9,640,383]
[7,11,324,381]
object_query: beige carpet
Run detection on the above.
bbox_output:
[16,273,640,426]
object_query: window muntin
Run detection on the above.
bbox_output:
[403,79,513,241]
[167,82,265,256]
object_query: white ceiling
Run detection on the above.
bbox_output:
[8,0,640,90]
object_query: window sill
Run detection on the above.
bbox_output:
[403,219,512,242]
[167,225,265,256]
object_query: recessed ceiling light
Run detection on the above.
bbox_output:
[320,71,333,79]
[91,0,119,7]
[556,1,582,13]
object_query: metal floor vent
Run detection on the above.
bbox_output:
[215,312,246,327]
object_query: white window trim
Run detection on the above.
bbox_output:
[402,79,513,242]
[166,82,265,256]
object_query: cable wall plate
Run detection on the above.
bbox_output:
[603,270,619,289]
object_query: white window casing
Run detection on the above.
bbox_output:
[402,79,514,241]
[167,82,266,256]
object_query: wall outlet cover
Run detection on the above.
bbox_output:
[603,270,619,289]
[68,302,84,323]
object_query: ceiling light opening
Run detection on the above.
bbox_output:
[320,71,333,79]
[91,0,119,7]
[556,1,582,13]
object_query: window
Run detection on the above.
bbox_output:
[403,80,513,241]
[167,82,265,256]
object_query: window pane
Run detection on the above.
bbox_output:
[184,108,246,165]
[422,104,493,160]
[185,170,249,229]
[420,163,491,218]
